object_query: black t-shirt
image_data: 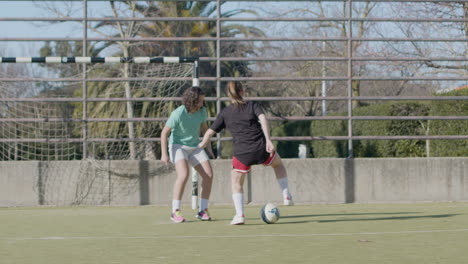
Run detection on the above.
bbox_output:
[210,101,265,156]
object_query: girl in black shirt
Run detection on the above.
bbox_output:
[198,81,293,225]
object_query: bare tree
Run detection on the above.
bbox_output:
[389,2,468,82]
[254,1,379,116]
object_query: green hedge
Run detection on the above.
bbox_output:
[272,89,467,158]
[429,88,468,157]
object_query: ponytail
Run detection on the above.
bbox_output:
[226,81,245,106]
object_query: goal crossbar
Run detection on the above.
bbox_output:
[0,56,198,64]
[0,56,200,87]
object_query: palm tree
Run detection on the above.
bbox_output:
[75,1,264,160]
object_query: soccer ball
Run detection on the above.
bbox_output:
[260,203,280,224]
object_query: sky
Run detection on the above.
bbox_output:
[0,1,318,56]
[0,1,466,90]
[0,1,106,56]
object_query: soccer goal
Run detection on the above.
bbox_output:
[0,56,200,206]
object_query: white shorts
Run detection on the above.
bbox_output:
[169,144,209,167]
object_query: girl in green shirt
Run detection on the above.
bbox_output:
[161,87,214,223]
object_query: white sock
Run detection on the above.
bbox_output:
[232,193,244,216]
[277,177,291,199]
[200,198,209,212]
[172,200,181,213]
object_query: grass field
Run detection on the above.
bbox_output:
[1,202,467,264]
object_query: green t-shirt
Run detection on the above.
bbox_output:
[166,105,207,147]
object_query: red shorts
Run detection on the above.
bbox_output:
[232,151,276,174]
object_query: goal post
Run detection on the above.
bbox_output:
[0,56,200,206]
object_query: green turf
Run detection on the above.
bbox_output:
[1,203,467,264]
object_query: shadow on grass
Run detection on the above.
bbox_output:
[281,212,420,219]
[317,214,459,223]
[219,212,421,224]
[257,212,461,225]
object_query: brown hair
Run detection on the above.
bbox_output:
[182,87,205,113]
[226,81,245,106]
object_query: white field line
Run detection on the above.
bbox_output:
[3,229,468,241]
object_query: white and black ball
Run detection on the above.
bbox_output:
[260,203,280,224]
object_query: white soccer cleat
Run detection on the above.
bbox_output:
[283,196,294,206]
[230,214,245,225]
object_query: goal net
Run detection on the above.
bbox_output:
[0,56,198,205]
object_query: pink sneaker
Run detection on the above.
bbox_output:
[170,210,186,223]
[196,209,212,221]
